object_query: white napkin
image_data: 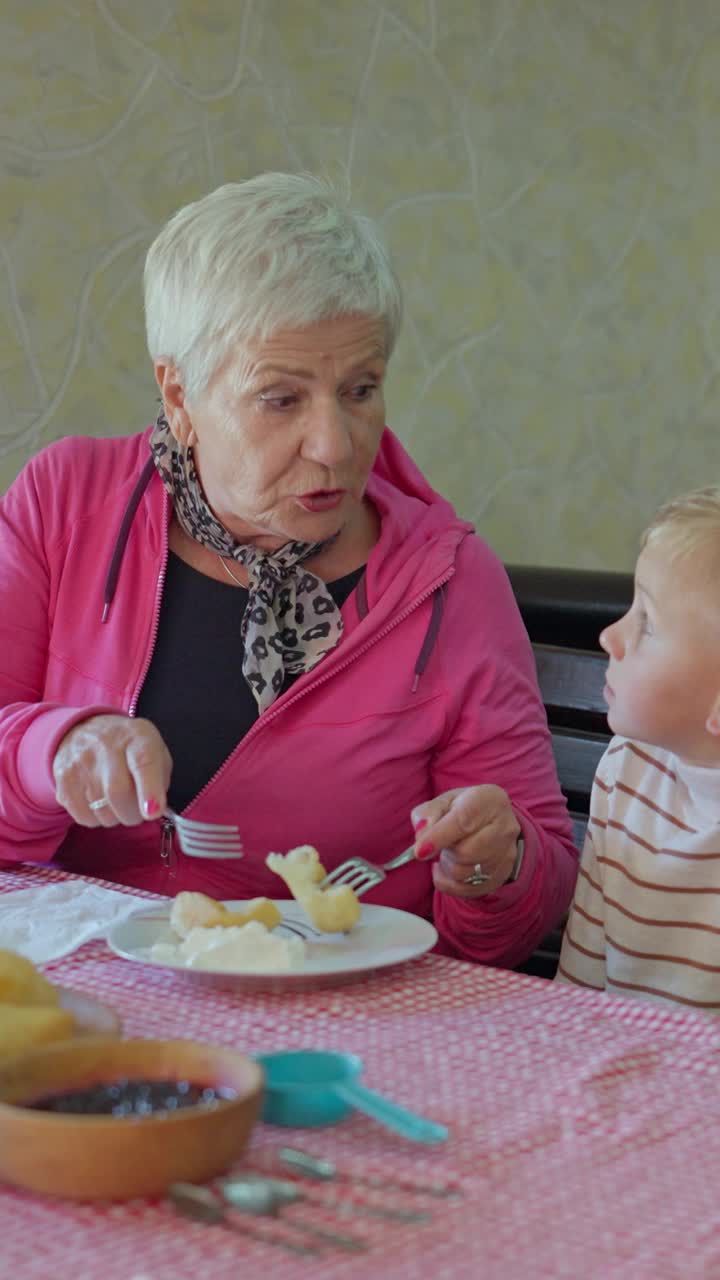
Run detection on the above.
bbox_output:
[0,881,160,963]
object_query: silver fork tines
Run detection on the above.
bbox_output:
[319,846,415,898]
[165,810,244,859]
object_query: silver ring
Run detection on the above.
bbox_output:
[89,797,111,812]
[464,861,491,886]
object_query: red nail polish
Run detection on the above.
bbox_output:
[415,840,435,860]
[414,818,429,832]
[145,797,160,817]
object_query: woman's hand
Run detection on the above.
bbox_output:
[410,786,522,898]
[52,715,172,827]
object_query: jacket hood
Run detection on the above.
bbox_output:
[364,428,475,607]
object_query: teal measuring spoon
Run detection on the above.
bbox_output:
[256,1049,448,1145]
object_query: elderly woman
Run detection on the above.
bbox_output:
[0,173,576,967]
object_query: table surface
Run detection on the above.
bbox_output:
[2,863,720,1280]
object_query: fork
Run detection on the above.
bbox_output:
[163,809,244,859]
[318,846,416,897]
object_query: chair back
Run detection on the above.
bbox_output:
[505,565,633,977]
[534,644,609,850]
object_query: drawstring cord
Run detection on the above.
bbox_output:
[355,575,446,692]
[101,456,156,622]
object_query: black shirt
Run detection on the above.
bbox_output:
[135,553,364,811]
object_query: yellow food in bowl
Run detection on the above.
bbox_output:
[0,949,60,1007]
[0,1005,76,1057]
[0,949,78,1061]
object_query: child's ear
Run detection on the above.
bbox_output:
[705,691,720,736]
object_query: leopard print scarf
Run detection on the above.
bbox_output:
[149,409,343,714]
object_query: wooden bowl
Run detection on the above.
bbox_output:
[0,1037,264,1200]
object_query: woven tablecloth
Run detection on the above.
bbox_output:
[2,862,720,1280]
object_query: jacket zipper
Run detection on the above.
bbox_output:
[159,817,176,878]
[185,566,455,814]
[126,493,176,876]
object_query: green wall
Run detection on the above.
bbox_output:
[3,1,720,569]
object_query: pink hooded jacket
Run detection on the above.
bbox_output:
[0,427,577,967]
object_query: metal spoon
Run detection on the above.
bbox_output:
[279,1146,463,1197]
[167,1182,322,1257]
[219,1178,368,1252]
[224,1171,431,1224]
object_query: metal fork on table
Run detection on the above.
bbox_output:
[318,846,417,898]
[163,809,244,859]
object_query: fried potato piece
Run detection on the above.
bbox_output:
[0,949,60,1008]
[169,892,225,935]
[170,891,281,939]
[221,898,282,931]
[266,846,361,934]
[0,1004,76,1060]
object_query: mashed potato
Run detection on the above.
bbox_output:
[181,922,305,972]
[151,920,305,972]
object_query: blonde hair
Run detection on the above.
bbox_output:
[642,486,720,571]
[144,172,403,399]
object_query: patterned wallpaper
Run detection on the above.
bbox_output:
[3,0,720,570]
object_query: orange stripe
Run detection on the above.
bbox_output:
[564,926,604,962]
[625,741,677,779]
[578,864,603,894]
[608,975,720,1009]
[604,893,720,935]
[653,849,720,862]
[573,901,604,928]
[593,818,720,861]
[556,963,602,990]
[598,855,720,894]
[612,781,695,832]
[591,819,659,853]
[607,932,720,973]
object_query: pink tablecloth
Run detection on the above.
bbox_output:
[2,863,720,1280]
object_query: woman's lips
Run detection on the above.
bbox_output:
[296,490,345,512]
[603,682,614,703]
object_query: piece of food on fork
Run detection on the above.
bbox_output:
[169,891,282,938]
[265,846,361,934]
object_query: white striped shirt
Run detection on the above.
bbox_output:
[557,736,720,1011]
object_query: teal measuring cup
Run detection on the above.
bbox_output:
[256,1049,448,1145]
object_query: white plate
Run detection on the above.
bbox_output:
[105,900,438,991]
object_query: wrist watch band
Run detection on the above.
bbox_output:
[509,835,525,882]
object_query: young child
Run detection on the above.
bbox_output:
[557,486,720,1011]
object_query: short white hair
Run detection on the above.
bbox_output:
[144,172,403,398]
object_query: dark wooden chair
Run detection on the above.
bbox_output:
[505,565,634,978]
